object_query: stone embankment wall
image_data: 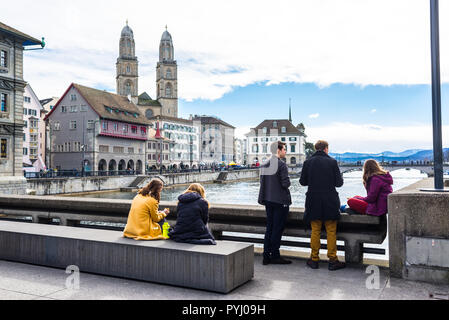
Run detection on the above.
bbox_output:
[145,169,260,188]
[26,176,137,195]
[24,170,260,195]
[0,177,27,195]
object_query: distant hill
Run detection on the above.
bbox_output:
[329,148,449,163]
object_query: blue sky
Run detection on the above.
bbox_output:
[180,82,445,128]
[4,0,449,153]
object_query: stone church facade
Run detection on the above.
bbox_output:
[116,23,178,120]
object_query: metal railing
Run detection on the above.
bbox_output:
[25,170,141,179]
[25,166,259,179]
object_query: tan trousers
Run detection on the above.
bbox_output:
[310,220,338,262]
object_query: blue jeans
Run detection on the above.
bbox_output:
[264,201,289,260]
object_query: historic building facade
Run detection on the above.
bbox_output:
[146,126,173,171]
[0,22,44,194]
[193,115,235,165]
[246,119,306,166]
[23,84,45,171]
[45,83,148,174]
[148,115,200,169]
[39,96,59,168]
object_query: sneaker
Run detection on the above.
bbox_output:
[306,259,319,269]
[262,258,271,265]
[328,260,346,271]
[270,257,292,265]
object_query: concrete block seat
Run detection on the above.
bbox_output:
[0,221,254,293]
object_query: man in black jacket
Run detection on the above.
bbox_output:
[300,140,346,271]
[258,141,292,265]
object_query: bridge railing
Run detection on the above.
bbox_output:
[25,167,260,179]
[0,195,387,263]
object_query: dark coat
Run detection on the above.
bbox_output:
[299,151,344,224]
[360,173,393,216]
[258,156,292,206]
[168,192,216,245]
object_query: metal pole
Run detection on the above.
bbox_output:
[430,0,444,190]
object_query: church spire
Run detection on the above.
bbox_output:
[116,21,138,99]
[289,98,292,122]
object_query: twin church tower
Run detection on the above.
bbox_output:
[116,21,178,118]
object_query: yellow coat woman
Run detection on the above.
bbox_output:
[123,178,169,241]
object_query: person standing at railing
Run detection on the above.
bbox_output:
[123,178,170,240]
[300,140,346,271]
[258,141,292,265]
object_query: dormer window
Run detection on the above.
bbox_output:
[263,127,268,134]
[281,127,287,133]
[104,106,113,113]
[273,121,278,128]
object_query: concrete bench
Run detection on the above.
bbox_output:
[0,220,254,293]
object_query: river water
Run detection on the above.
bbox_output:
[80,168,427,207]
[77,168,430,261]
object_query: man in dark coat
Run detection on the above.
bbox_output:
[258,141,292,265]
[300,140,346,271]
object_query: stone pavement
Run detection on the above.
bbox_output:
[0,255,448,300]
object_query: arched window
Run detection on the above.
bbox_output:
[166,68,172,79]
[125,82,131,95]
[165,83,172,97]
[126,65,131,73]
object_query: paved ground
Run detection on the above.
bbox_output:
[0,255,448,300]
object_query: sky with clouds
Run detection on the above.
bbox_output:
[3,0,449,153]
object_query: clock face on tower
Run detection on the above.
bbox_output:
[145,109,154,119]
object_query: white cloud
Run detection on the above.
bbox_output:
[371,109,377,113]
[4,0,449,100]
[306,122,449,153]
[309,113,320,119]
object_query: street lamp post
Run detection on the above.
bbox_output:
[422,0,448,192]
[155,121,163,174]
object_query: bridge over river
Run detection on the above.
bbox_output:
[292,164,449,176]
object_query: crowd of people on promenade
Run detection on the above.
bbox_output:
[122,139,393,272]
